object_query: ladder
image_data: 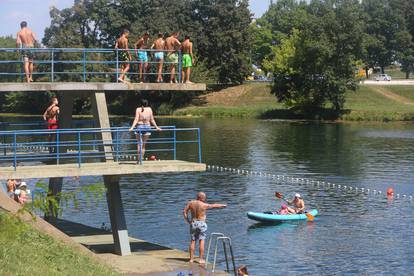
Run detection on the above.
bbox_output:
[206,232,237,275]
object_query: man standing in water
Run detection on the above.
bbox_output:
[151,33,165,83]
[134,32,150,83]
[115,29,132,83]
[181,35,195,83]
[16,21,37,83]
[165,32,181,83]
[183,192,227,264]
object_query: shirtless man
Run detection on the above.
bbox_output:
[181,35,195,83]
[151,33,165,83]
[134,32,150,83]
[183,192,226,264]
[165,32,181,83]
[16,21,37,83]
[115,29,132,83]
[286,193,305,214]
[43,97,60,153]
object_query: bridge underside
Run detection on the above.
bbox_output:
[0,160,206,180]
[0,82,206,92]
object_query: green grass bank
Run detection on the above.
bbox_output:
[0,210,117,276]
[175,83,414,122]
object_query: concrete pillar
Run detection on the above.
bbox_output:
[104,175,131,256]
[45,92,73,222]
[91,91,131,256]
[91,91,113,161]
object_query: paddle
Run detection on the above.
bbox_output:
[274,192,315,221]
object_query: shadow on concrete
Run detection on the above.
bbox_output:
[85,241,170,254]
[51,218,109,236]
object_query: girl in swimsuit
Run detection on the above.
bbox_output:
[129,99,161,162]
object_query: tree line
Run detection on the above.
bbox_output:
[250,0,414,116]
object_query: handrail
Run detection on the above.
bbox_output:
[0,47,183,83]
[0,126,202,169]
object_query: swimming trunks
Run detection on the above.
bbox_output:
[47,119,58,130]
[135,124,152,136]
[190,220,208,241]
[154,52,164,60]
[166,53,178,64]
[119,50,130,62]
[182,54,192,68]
[138,50,148,62]
[21,45,34,61]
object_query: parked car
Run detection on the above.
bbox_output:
[375,74,392,81]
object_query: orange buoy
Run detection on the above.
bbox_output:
[387,187,394,197]
[149,155,156,161]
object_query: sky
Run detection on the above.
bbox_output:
[0,0,270,40]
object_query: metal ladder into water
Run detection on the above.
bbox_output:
[206,233,237,275]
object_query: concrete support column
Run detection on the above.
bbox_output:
[91,91,113,161]
[104,175,131,256]
[91,91,131,255]
[45,92,74,222]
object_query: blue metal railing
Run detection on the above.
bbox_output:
[0,48,183,83]
[0,126,201,169]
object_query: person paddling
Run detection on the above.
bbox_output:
[286,193,305,214]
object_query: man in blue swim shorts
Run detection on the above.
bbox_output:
[183,192,227,264]
[135,32,150,83]
[151,33,166,83]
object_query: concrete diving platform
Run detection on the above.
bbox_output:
[0,160,206,180]
[53,219,226,275]
[0,82,206,92]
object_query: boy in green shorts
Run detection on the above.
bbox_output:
[181,35,194,84]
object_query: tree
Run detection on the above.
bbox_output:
[267,0,363,116]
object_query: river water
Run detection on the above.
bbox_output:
[3,117,414,275]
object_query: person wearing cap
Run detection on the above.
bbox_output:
[286,193,305,214]
[277,204,289,215]
[16,182,28,204]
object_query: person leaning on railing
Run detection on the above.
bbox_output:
[128,99,161,162]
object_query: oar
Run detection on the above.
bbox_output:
[274,192,315,221]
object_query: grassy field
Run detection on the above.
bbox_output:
[175,83,414,121]
[381,86,414,101]
[0,210,117,276]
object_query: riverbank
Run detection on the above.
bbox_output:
[175,83,414,122]
[0,210,117,275]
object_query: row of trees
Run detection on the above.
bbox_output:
[42,0,251,84]
[250,0,414,115]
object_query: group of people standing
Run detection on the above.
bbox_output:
[15,21,195,84]
[115,30,195,84]
[6,179,29,204]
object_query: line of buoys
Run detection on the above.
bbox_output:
[206,165,413,202]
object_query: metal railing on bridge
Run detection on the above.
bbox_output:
[0,126,201,169]
[0,48,183,83]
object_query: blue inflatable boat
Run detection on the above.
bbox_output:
[247,209,318,223]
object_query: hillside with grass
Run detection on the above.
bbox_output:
[175,83,414,121]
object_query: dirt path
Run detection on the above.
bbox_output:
[370,86,414,105]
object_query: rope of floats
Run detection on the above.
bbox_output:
[206,165,413,202]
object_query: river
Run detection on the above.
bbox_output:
[3,117,414,275]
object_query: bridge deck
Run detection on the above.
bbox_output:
[0,82,206,92]
[0,160,205,180]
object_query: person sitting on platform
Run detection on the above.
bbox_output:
[128,99,161,162]
[115,29,132,83]
[286,193,305,214]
